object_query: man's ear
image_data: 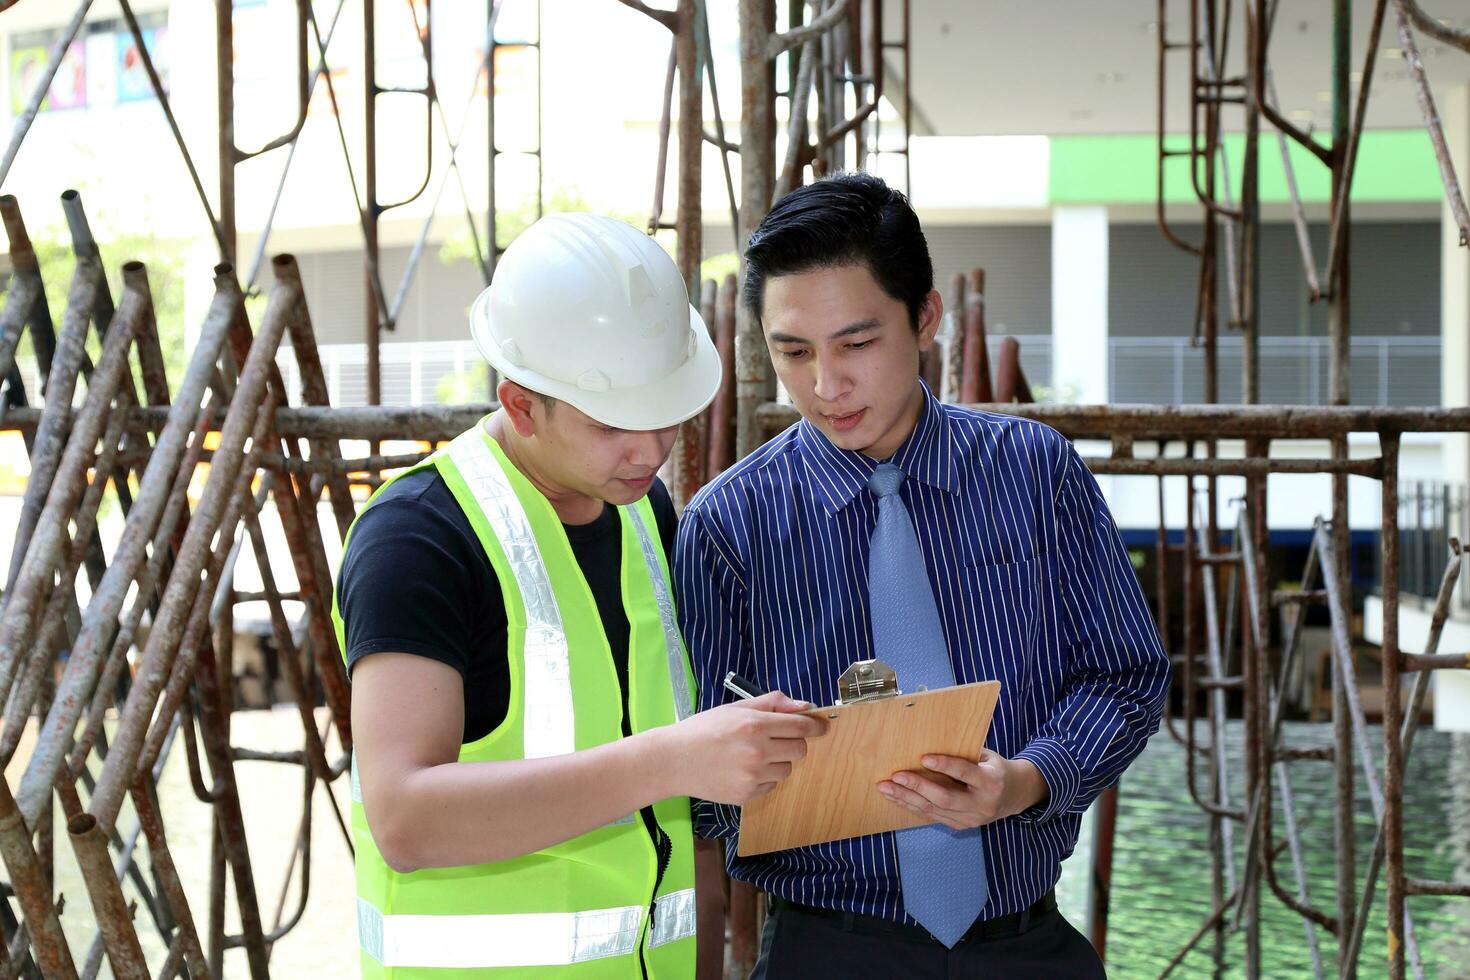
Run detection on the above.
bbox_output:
[498,380,541,438]
[916,288,943,353]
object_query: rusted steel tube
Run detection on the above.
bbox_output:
[1343,539,1463,969]
[274,254,357,538]
[18,271,239,826]
[942,273,964,403]
[959,269,992,403]
[734,0,776,461]
[1086,785,1118,957]
[136,468,274,782]
[7,399,1464,444]
[1313,512,1429,976]
[0,779,75,979]
[4,241,102,548]
[1087,458,1382,478]
[1400,650,1470,671]
[66,813,149,978]
[12,395,1470,448]
[727,876,761,976]
[87,271,299,829]
[1194,503,1239,887]
[267,446,353,750]
[1392,0,1470,245]
[0,253,107,605]
[670,272,716,508]
[0,196,57,381]
[262,450,430,475]
[130,775,208,980]
[706,273,737,478]
[63,400,217,792]
[237,490,335,779]
[190,535,274,979]
[1405,878,1470,897]
[993,338,1033,404]
[1379,432,1408,980]
[757,402,1470,440]
[0,275,40,399]
[1155,0,1203,257]
[0,405,132,761]
[0,279,144,714]
[262,752,318,948]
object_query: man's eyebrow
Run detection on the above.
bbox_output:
[767,319,881,345]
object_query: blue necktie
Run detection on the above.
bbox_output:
[867,463,988,947]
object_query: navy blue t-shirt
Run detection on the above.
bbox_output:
[338,468,678,743]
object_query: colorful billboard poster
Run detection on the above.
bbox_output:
[117,27,168,101]
[10,39,86,114]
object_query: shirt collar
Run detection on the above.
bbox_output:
[796,380,959,514]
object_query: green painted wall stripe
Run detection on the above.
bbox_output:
[1049,130,1441,204]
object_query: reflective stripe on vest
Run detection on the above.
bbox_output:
[356,888,697,968]
[649,887,697,947]
[445,433,575,759]
[627,505,693,722]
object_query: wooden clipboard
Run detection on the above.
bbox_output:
[737,679,1001,856]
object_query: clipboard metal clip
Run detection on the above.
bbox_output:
[834,659,901,705]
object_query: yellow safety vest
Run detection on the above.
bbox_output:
[333,423,698,978]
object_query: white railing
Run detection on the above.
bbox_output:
[278,334,1440,410]
[1108,335,1441,407]
[277,340,490,407]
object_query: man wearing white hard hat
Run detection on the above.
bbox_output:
[334,213,825,979]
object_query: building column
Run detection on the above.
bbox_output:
[1438,84,1470,732]
[1444,85,1470,494]
[1050,206,1110,404]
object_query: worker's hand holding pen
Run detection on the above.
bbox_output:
[650,683,826,805]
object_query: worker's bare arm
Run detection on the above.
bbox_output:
[352,652,825,872]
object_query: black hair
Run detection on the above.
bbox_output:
[742,172,934,330]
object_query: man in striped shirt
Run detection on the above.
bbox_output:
[674,173,1170,978]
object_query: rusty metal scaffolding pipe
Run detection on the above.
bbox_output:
[959,269,992,403]
[239,498,337,781]
[0,274,40,403]
[942,273,964,403]
[66,814,149,978]
[5,399,1469,449]
[0,278,145,720]
[0,402,133,761]
[135,472,276,783]
[1392,0,1470,246]
[276,256,357,539]
[1316,511,1428,975]
[64,400,219,790]
[18,270,240,825]
[0,195,56,383]
[0,249,108,614]
[706,273,737,478]
[87,268,298,829]
[130,776,208,980]
[993,338,1033,404]
[167,397,283,980]
[758,401,1470,440]
[0,779,75,979]
[1342,539,1463,969]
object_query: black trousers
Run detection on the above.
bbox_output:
[749,900,1107,980]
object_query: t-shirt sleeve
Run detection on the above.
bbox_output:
[338,487,482,679]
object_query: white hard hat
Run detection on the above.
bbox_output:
[470,213,721,431]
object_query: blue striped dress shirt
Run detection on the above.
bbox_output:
[673,383,1171,924]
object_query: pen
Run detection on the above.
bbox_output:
[723,671,766,701]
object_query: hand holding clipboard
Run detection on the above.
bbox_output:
[728,660,1001,856]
